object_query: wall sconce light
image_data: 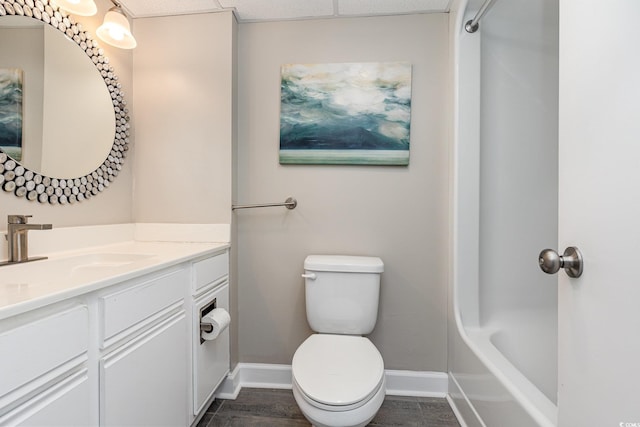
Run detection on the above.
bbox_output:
[96,1,137,49]
[54,0,98,16]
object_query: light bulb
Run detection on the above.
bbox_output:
[108,26,125,41]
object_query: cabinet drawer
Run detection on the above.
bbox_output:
[193,251,229,293]
[0,306,88,399]
[100,268,187,346]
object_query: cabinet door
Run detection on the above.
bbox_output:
[0,370,90,426]
[100,312,187,427]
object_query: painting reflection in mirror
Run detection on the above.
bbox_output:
[0,68,23,162]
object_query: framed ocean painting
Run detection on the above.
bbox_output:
[0,68,23,162]
[279,62,412,165]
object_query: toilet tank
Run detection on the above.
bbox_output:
[303,255,384,335]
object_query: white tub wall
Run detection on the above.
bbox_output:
[448,0,558,425]
[448,3,533,425]
[0,0,134,229]
[477,0,559,404]
[478,0,558,322]
[450,0,482,331]
[236,14,451,371]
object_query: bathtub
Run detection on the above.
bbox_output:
[448,0,559,426]
[452,313,557,427]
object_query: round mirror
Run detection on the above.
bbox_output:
[0,0,129,204]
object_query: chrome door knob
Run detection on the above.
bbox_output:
[539,246,583,278]
[538,249,562,274]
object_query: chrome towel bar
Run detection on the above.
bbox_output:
[232,197,297,211]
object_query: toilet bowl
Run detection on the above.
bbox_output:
[292,334,385,427]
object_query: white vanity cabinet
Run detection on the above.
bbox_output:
[0,304,91,426]
[99,268,189,427]
[0,246,231,427]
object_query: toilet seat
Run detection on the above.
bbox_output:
[292,334,385,410]
[293,376,385,413]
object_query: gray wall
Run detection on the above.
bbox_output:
[132,12,236,225]
[0,0,133,232]
[236,14,450,371]
[1,8,450,373]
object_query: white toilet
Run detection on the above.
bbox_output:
[292,255,385,427]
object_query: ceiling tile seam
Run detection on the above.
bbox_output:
[335,10,448,20]
[129,7,234,20]
[232,10,445,24]
[121,1,451,21]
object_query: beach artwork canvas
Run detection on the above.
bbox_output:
[0,68,23,162]
[279,62,412,165]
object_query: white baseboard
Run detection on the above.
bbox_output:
[214,363,291,399]
[384,369,448,397]
[214,363,449,400]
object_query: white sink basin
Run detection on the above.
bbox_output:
[64,252,155,268]
[0,252,156,288]
[32,252,156,273]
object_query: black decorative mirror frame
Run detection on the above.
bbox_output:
[0,0,130,204]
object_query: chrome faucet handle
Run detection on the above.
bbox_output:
[8,215,33,224]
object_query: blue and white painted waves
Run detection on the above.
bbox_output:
[280,62,412,165]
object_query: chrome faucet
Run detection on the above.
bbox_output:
[2,215,53,265]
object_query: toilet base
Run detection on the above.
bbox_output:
[292,376,386,427]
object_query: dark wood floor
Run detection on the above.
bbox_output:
[197,388,461,427]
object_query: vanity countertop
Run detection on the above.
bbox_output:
[0,240,229,321]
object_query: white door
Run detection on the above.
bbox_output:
[558,1,640,425]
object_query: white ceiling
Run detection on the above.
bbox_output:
[118,0,452,21]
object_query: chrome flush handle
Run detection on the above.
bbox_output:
[538,246,584,278]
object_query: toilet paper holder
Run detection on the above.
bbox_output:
[199,298,217,344]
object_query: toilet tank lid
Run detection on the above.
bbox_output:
[304,255,384,273]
